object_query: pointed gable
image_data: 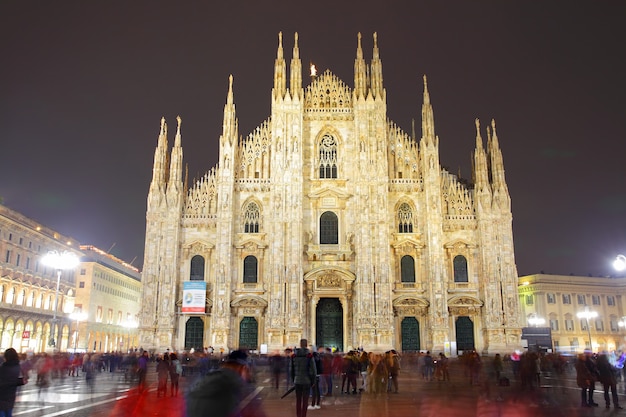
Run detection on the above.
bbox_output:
[304,70,352,110]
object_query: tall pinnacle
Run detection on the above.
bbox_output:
[473,118,490,190]
[150,117,169,191]
[222,75,238,142]
[421,75,435,144]
[168,116,183,191]
[370,32,383,99]
[290,32,302,98]
[354,32,367,99]
[273,32,286,99]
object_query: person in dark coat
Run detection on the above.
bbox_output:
[291,339,316,417]
[156,353,170,397]
[0,348,27,416]
[597,353,623,409]
[575,353,594,407]
[186,349,266,417]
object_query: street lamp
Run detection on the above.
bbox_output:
[577,306,598,352]
[69,310,87,353]
[613,254,626,272]
[41,250,80,348]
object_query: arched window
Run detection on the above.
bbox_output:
[453,255,469,282]
[401,255,416,283]
[398,203,413,233]
[243,256,258,284]
[190,255,205,281]
[320,211,338,244]
[243,202,260,233]
[319,134,338,179]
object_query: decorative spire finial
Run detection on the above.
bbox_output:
[160,117,166,135]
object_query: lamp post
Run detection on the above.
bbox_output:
[41,250,80,348]
[577,306,598,352]
[69,310,87,353]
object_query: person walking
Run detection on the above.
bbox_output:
[436,353,450,382]
[156,353,170,397]
[169,353,182,397]
[309,350,322,410]
[386,350,400,393]
[584,351,600,407]
[492,353,503,383]
[358,351,369,392]
[137,351,149,392]
[292,339,316,417]
[320,347,333,397]
[422,351,434,382]
[575,353,594,408]
[269,350,284,390]
[597,353,623,409]
[0,348,27,417]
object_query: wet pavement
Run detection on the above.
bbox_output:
[11,359,626,417]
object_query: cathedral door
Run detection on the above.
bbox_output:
[239,317,258,350]
[184,317,204,351]
[455,316,475,352]
[401,317,420,352]
[316,298,343,351]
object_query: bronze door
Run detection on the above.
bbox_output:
[316,298,343,351]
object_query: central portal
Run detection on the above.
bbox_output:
[316,298,343,352]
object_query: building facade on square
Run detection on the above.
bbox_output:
[139,32,522,355]
[519,273,626,353]
[0,204,142,354]
[74,245,141,353]
[0,204,80,352]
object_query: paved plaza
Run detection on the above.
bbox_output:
[11,357,626,417]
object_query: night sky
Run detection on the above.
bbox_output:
[1,1,625,277]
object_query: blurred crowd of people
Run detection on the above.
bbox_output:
[4,345,626,417]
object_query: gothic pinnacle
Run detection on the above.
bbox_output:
[227,74,234,105]
[423,75,430,104]
[373,32,379,59]
[293,32,299,58]
[475,118,483,149]
[160,116,166,136]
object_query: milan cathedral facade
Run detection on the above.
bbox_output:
[139,32,522,355]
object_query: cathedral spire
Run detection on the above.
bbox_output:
[354,32,367,100]
[150,117,168,190]
[370,32,383,99]
[289,32,302,99]
[273,32,287,100]
[489,119,509,196]
[221,75,238,145]
[167,115,184,194]
[473,118,490,192]
[421,75,436,146]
